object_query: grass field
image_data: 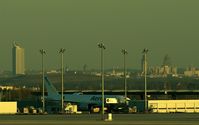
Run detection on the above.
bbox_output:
[0,113,199,125]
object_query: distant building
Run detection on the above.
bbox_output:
[149,54,177,77]
[12,42,25,75]
[149,65,178,77]
[184,67,199,77]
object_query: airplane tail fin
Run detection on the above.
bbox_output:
[44,76,60,100]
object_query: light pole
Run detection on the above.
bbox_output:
[59,48,65,113]
[121,49,128,99]
[142,48,148,113]
[98,42,106,119]
[40,49,46,113]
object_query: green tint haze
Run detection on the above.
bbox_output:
[0,0,199,71]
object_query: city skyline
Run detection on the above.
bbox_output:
[1,0,199,71]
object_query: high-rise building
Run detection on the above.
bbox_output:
[12,42,25,75]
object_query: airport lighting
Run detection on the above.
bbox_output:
[39,49,46,113]
[121,49,128,99]
[142,48,149,113]
[59,48,65,113]
[98,42,106,119]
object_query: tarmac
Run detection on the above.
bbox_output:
[0,113,199,125]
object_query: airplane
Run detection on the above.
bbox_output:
[44,76,130,113]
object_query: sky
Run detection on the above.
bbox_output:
[0,0,199,71]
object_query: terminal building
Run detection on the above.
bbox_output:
[12,42,25,75]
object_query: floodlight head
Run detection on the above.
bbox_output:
[122,49,128,54]
[98,42,106,49]
[98,43,102,48]
[59,48,66,53]
[142,48,149,53]
[40,49,46,54]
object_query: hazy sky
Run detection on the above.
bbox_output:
[0,0,199,71]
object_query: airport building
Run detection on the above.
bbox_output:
[12,42,25,75]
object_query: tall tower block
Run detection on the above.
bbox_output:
[12,42,25,75]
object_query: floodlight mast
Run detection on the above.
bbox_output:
[59,48,65,113]
[40,49,46,113]
[98,42,106,120]
[122,49,128,99]
[142,48,149,113]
